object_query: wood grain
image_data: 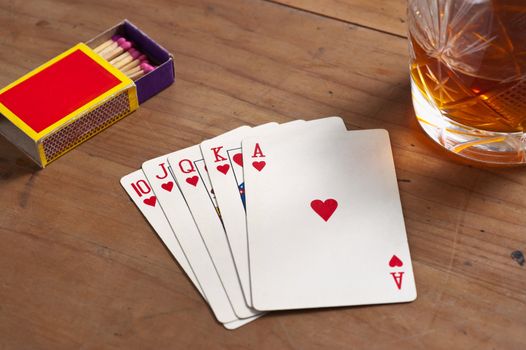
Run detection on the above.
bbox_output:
[0,0,525,349]
[270,0,407,37]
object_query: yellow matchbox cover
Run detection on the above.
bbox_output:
[0,43,139,166]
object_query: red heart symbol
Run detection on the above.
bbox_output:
[233,153,243,167]
[143,196,157,207]
[217,164,230,175]
[310,199,338,222]
[161,181,174,192]
[389,255,403,267]
[252,161,266,171]
[186,176,199,186]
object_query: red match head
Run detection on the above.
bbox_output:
[111,35,122,42]
[140,63,155,74]
[128,48,140,59]
[119,40,133,50]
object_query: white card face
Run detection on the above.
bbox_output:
[120,170,205,298]
[228,121,306,190]
[244,130,417,311]
[200,122,281,305]
[200,118,345,306]
[141,159,238,324]
[167,146,261,319]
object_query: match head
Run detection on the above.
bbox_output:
[140,63,155,73]
[119,40,133,50]
[129,48,141,59]
[137,54,148,62]
[111,35,122,42]
[116,37,126,45]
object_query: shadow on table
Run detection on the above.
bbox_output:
[262,302,384,321]
[0,135,40,180]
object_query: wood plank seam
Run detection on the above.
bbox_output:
[263,0,408,39]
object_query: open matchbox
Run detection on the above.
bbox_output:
[0,20,174,167]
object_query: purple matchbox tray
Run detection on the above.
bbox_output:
[86,19,175,104]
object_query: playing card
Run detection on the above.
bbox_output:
[141,158,245,324]
[228,120,306,199]
[122,166,262,329]
[241,116,347,183]
[120,170,204,298]
[199,123,283,305]
[167,145,261,319]
[243,129,417,310]
[200,117,345,305]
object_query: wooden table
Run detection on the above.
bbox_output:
[1,1,525,348]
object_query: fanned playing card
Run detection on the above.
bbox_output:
[243,129,417,311]
[141,157,241,325]
[199,122,281,305]
[142,126,263,327]
[167,145,261,319]
[200,117,346,305]
[120,170,204,298]
[121,118,418,329]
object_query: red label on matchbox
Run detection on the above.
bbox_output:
[0,49,122,133]
[0,43,138,167]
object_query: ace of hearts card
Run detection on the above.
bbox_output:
[243,129,417,311]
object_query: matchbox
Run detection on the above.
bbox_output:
[0,20,174,167]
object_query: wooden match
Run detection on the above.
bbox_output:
[120,55,148,74]
[93,35,122,53]
[128,63,154,80]
[102,40,132,61]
